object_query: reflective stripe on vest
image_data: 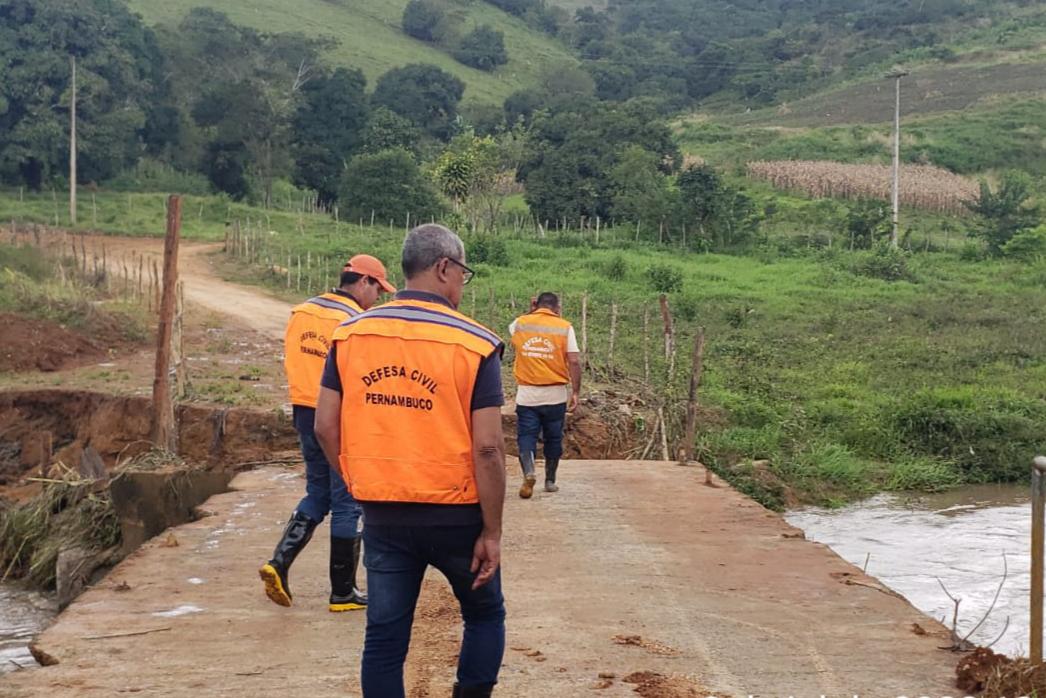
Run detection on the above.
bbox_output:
[511,309,571,386]
[284,293,361,408]
[331,300,501,505]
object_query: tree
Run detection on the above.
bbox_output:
[173,9,327,203]
[677,164,760,250]
[966,172,1042,255]
[0,0,163,188]
[372,64,465,141]
[609,145,676,234]
[402,0,444,42]
[432,127,525,231]
[339,149,444,226]
[844,199,891,249]
[291,68,368,205]
[519,101,679,225]
[362,107,423,156]
[454,25,508,71]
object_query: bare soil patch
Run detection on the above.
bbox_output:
[0,313,123,373]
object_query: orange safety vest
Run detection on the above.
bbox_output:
[284,292,362,408]
[511,309,572,386]
[330,299,502,505]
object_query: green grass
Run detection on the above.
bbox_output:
[0,241,149,341]
[8,189,1046,509]
[126,0,577,105]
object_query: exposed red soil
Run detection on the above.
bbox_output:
[0,312,124,373]
[0,389,297,491]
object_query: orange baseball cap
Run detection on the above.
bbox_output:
[343,254,396,293]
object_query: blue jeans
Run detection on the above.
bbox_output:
[294,429,361,539]
[516,402,567,467]
[361,523,506,697]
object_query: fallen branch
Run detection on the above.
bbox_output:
[82,626,171,641]
[935,553,1008,652]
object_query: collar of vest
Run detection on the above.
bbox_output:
[394,289,454,309]
[334,298,503,353]
[532,308,559,318]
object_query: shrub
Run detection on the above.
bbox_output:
[1002,226,1046,261]
[466,235,510,266]
[453,25,508,71]
[852,243,916,282]
[603,254,628,279]
[402,0,444,42]
[892,387,1046,482]
[339,149,445,227]
[645,263,683,294]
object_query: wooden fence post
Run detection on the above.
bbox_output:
[659,294,674,367]
[643,304,650,384]
[151,195,181,453]
[580,292,589,372]
[682,329,706,466]
[608,302,618,371]
[173,281,187,400]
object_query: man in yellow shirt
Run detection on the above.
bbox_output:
[509,292,581,498]
[260,255,394,612]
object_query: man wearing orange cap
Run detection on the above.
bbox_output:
[260,254,396,613]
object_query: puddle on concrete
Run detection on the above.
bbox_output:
[152,604,204,618]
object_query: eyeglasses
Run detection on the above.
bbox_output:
[445,257,475,285]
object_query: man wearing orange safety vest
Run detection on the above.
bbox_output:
[509,292,581,498]
[315,224,506,698]
[259,254,395,613]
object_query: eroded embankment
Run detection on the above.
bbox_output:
[0,388,297,488]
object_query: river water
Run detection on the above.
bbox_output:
[786,483,1032,657]
[0,584,56,673]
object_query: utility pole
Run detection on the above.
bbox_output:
[886,70,909,249]
[69,55,78,226]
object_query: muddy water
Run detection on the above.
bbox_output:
[786,484,1031,657]
[0,584,56,672]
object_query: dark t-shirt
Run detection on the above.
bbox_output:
[322,290,504,526]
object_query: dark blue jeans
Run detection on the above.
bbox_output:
[361,523,506,697]
[294,429,361,539]
[516,402,567,468]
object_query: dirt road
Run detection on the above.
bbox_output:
[5,461,957,697]
[81,236,291,340]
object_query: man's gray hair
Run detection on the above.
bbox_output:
[402,224,465,279]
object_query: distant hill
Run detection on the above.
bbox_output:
[125,0,578,105]
[733,60,1046,128]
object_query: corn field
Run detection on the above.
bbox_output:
[746,160,979,214]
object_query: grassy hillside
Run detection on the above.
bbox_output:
[730,60,1046,129]
[125,0,577,105]
[678,98,1046,177]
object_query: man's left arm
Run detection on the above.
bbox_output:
[566,325,582,411]
[469,349,507,589]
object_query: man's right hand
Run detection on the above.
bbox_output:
[568,393,579,412]
[470,528,501,589]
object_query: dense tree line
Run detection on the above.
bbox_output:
[2,0,1037,254]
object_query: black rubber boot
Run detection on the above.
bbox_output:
[258,510,317,607]
[544,457,560,492]
[518,450,537,499]
[452,683,494,697]
[329,535,367,612]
